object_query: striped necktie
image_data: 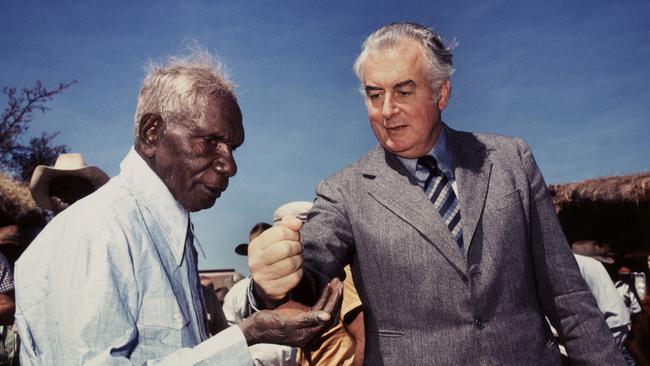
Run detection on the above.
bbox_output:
[417,155,464,252]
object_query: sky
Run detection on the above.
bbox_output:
[1,0,649,275]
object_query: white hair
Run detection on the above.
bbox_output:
[134,43,236,136]
[353,22,456,92]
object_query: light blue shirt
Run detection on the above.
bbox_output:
[15,148,252,365]
[397,127,458,195]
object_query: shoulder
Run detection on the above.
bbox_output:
[16,178,144,270]
[449,128,530,157]
[320,145,384,186]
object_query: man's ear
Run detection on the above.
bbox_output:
[436,80,451,111]
[136,114,165,158]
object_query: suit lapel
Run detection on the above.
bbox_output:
[447,127,492,252]
[362,146,467,276]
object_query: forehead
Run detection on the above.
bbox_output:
[363,39,428,86]
[182,95,243,133]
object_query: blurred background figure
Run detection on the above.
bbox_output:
[0,173,47,365]
[29,153,109,215]
[200,275,230,336]
[223,221,296,366]
[624,256,650,366]
[571,241,635,365]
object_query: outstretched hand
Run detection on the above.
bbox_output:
[240,278,343,347]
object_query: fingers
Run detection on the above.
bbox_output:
[312,281,333,310]
[293,311,331,329]
[248,215,305,301]
[253,269,303,300]
[277,214,304,232]
[260,240,303,265]
[320,278,343,316]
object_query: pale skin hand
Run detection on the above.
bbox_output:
[248,215,304,303]
[239,278,343,347]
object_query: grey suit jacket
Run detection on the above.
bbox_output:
[296,126,625,365]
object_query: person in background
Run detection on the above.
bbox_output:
[571,244,634,365]
[625,256,650,366]
[0,173,47,366]
[29,153,110,215]
[14,46,341,365]
[297,264,364,366]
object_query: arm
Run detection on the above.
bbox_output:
[517,139,625,365]
[341,266,364,366]
[15,216,252,366]
[0,291,15,326]
[345,310,365,366]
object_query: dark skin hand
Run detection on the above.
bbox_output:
[240,278,343,347]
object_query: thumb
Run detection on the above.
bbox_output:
[293,311,330,329]
[279,214,304,232]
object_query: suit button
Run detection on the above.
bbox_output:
[474,319,485,330]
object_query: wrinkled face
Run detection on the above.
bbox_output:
[151,95,244,212]
[362,39,449,159]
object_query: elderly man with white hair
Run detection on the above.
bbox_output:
[14,48,341,366]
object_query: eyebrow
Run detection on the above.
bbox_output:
[394,80,416,89]
[364,79,416,92]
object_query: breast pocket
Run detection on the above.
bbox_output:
[139,297,188,346]
[492,189,521,210]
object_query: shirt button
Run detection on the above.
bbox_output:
[173,313,183,325]
[474,319,485,330]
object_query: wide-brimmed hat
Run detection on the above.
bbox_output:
[30,153,110,210]
[571,240,615,264]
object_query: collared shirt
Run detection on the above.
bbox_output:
[15,147,252,366]
[396,127,458,195]
[574,254,631,331]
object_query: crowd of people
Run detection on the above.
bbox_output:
[0,21,648,365]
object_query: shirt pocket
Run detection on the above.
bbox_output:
[139,296,189,347]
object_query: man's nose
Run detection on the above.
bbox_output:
[213,149,237,177]
[381,93,399,120]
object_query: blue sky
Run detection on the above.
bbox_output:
[2,1,649,274]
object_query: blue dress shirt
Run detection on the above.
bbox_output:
[15,148,252,365]
[397,126,458,195]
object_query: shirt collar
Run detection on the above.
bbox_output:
[397,126,455,179]
[119,147,189,266]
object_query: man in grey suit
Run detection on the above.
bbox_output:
[248,22,626,365]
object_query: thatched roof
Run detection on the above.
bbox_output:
[550,172,650,211]
[548,172,650,268]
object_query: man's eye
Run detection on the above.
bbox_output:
[398,91,412,97]
[203,136,221,145]
[368,93,382,100]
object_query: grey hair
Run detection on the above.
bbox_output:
[353,22,456,92]
[134,43,236,136]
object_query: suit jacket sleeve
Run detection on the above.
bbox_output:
[517,138,626,365]
[293,177,354,305]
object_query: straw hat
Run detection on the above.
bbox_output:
[29,153,110,210]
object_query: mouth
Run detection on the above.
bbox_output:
[386,125,407,133]
[199,183,226,198]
